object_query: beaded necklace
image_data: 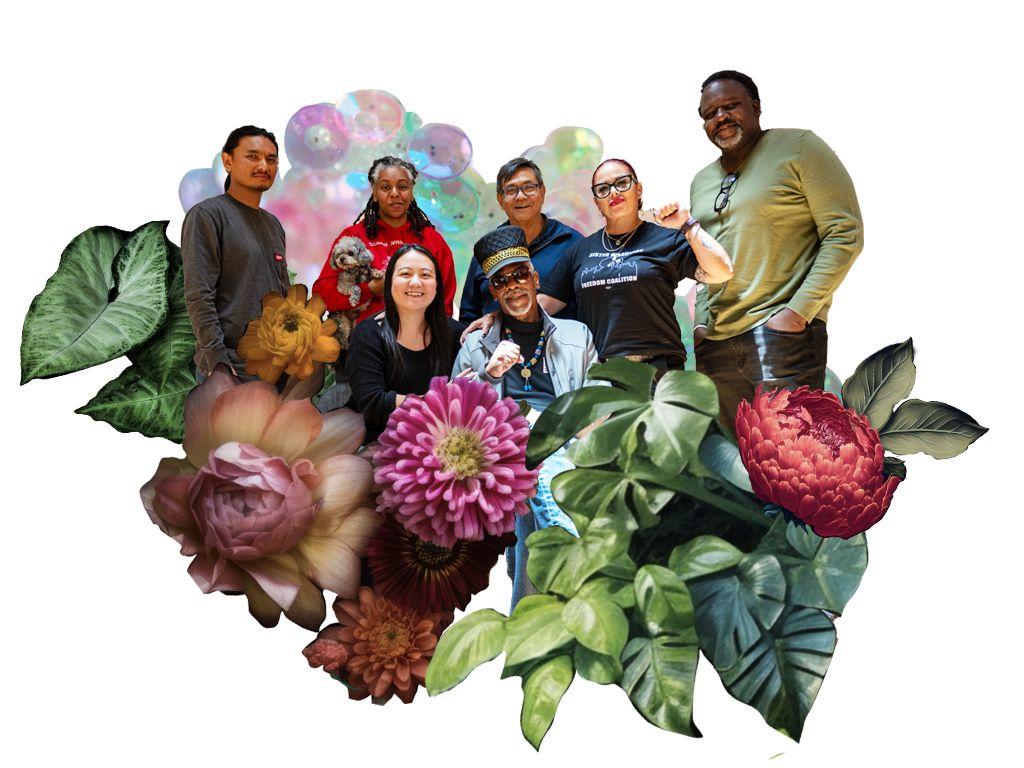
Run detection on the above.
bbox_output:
[505,326,546,392]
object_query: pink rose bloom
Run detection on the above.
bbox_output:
[141,366,381,630]
[374,376,538,548]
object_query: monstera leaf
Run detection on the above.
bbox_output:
[716,605,836,742]
[21,223,172,383]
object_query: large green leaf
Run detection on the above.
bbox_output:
[620,633,701,737]
[520,654,574,750]
[564,410,639,467]
[624,402,711,474]
[574,644,622,685]
[697,433,753,492]
[75,364,195,442]
[688,554,787,668]
[652,369,720,416]
[128,237,196,384]
[503,595,574,669]
[426,609,507,696]
[585,357,656,398]
[669,535,745,581]
[21,222,170,384]
[879,399,988,459]
[841,338,916,430]
[562,578,630,658]
[756,518,868,615]
[716,606,836,742]
[634,566,695,637]
[526,499,635,597]
[527,387,642,468]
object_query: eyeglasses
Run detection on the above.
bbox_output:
[591,174,637,199]
[714,172,739,213]
[489,265,533,290]
[500,183,541,200]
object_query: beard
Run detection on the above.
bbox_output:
[713,123,744,151]
[500,290,534,318]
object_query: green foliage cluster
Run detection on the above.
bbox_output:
[426,360,867,748]
[21,223,197,442]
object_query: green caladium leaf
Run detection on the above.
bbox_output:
[527,387,642,468]
[574,644,622,685]
[716,606,835,742]
[756,517,867,615]
[841,338,916,430]
[878,399,988,459]
[503,595,574,669]
[75,364,195,442]
[128,238,196,386]
[585,357,656,398]
[688,554,787,669]
[652,369,720,416]
[21,223,171,383]
[288,268,297,285]
[520,655,574,750]
[620,632,701,737]
[697,433,753,492]
[562,578,630,658]
[526,488,635,597]
[634,566,696,637]
[426,609,507,696]
[669,535,745,581]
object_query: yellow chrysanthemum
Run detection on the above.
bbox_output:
[237,285,341,383]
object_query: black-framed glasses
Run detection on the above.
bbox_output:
[591,174,636,199]
[714,172,739,213]
[500,183,541,200]
[489,265,533,290]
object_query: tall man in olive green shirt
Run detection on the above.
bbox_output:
[689,70,863,434]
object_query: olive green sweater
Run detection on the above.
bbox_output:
[690,129,863,340]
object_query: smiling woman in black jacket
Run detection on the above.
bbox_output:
[346,243,465,444]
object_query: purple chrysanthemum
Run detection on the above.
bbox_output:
[374,376,538,548]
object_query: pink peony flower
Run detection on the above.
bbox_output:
[374,376,538,548]
[141,365,382,630]
[736,385,902,538]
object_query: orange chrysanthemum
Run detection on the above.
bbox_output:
[306,586,441,704]
[237,284,340,383]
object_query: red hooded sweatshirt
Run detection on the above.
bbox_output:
[313,219,456,322]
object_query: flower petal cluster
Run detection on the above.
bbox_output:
[374,376,538,548]
[736,385,902,538]
[236,284,340,383]
[305,587,441,704]
[366,517,516,615]
[141,366,380,630]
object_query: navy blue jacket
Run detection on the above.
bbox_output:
[459,215,583,322]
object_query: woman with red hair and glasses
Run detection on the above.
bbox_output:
[467,159,735,379]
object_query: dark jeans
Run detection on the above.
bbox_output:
[696,320,828,437]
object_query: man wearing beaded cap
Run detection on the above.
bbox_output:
[453,226,598,610]
[690,70,864,435]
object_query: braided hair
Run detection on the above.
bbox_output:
[355,156,436,240]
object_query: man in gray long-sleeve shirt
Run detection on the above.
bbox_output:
[182,125,290,381]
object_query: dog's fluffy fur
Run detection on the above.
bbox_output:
[326,236,384,361]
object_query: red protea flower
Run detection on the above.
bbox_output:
[735,385,902,538]
[366,517,516,615]
[374,376,538,548]
[304,586,441,704]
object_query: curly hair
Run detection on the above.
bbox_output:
[355,156,435,240]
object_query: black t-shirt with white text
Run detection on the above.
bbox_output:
[540,222,698,360]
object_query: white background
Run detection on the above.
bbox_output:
[3,2,1020,766]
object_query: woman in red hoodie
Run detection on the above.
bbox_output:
[313,155,456,323]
